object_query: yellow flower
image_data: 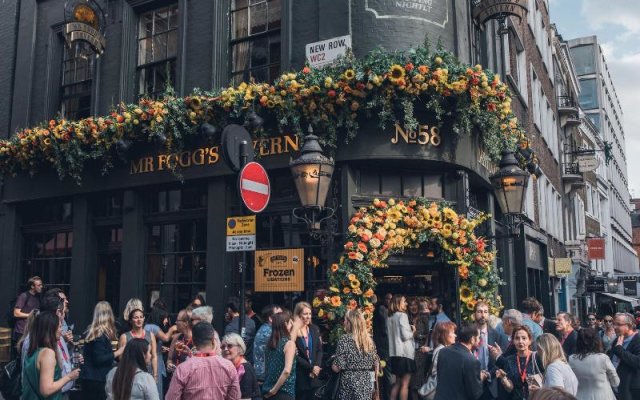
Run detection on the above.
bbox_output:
[478,278,488,287]
[329,286,340,293]
[350,279,361,289]
[388,65,405,84]
[344,69,356,80]
[460,286,473,303]
[312,297,321,308]
[348,273,356,281]
[330,296,342,307]
[318,309,325,318]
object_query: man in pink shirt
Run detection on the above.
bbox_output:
[166,322,241,400]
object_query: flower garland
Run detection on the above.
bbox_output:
[313,198,503,340]
[0,43,531,183]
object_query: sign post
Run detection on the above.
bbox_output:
[220,125,271,337]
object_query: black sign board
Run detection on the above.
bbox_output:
[623,279,638,297]
[586,276,606,293]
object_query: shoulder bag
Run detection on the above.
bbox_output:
[418,347,441,400]
[0,358,22,400]
[527,351,544,388]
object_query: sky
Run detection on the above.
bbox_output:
[549,0,640,197]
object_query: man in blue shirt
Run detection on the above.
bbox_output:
[520,297,543,341]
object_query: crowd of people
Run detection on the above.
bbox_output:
[5,276,640,400]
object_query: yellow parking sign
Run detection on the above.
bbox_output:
[226,215,256,236]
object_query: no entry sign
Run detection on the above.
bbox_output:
[239,161,271,213]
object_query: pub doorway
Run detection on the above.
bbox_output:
[373,249,457,318]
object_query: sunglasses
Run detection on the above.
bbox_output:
[588,318,596,321]
[220,344,236,350]
[604,320,613,323]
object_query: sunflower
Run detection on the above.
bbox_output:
[344,69,356,80]
[331,263,339,273]
[350,279,361,289]
[388,64,405,84]
[330,296,342,307]
[460,285,473,303]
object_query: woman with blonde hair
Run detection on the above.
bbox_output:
[387,294,415,400]
[82,301,117,400]
[332,309,378,400]
[293,301,323,400]
[534,333,578,395]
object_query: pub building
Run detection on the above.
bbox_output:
[0,0,549,330]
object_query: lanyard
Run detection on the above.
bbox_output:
[516,352,531,384]
[58,339,68,362]
[305,329,313,359]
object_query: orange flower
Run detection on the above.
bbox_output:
[347,299,358,310]
[348,252,359,260]
[331,263,339,273]
[364,288,374,298]
[343,287,351,294]
[357,242,368,253]
[302,66,311,74]
[330,296,342,307]
[458,265,469,279]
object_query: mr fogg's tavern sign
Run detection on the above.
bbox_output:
[63,1,107,55]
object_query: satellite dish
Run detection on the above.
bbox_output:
[221,124,254,172]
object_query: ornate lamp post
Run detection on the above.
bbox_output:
[290,127,336,243]
[490,149,530,235]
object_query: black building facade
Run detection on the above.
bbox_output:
[0,0,549,330]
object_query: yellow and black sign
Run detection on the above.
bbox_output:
[63,1,106,54]
[255,248,304,292]
[226,216,256,236]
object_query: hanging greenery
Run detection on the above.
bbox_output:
[313,198,503,342]
[0,42,531,183]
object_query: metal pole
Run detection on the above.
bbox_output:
[455,265,461,326]
[239,140,249,337]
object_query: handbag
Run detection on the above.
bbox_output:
[418,347,441,400]
[528,352,544,388]
[314,371,341,400]
[0,359,22,400]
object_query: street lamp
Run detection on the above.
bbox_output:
[490,149,530,235]
[290,126,336,241]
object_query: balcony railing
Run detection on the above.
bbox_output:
[558,95,577,108]
[563,162,580,175]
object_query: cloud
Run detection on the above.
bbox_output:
[581,0,640,34]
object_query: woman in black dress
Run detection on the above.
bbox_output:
[496,325,543,400]
[293,301,323,400]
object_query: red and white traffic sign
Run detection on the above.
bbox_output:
[239,161,271,213]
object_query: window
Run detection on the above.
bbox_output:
[230,0,281,84]
[579,79,598,109]
[145,221,207,313]
[137,5,179,98]
[23,232,73,291]
[60,42,94,120]
[587,112,601,132]
[357,170,443,199]
[96,227,122,309]
[570,45,596,75]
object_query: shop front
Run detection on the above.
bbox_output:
[0,110,519,330]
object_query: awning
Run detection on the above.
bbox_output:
[598,292,640,307]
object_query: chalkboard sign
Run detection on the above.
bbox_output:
[586,277,606,293]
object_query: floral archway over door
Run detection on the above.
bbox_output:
[313,197,503,339]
